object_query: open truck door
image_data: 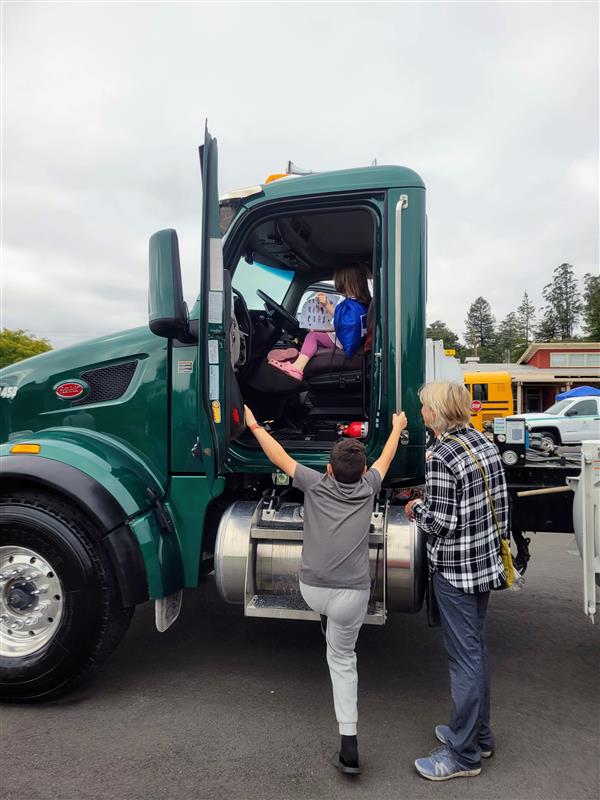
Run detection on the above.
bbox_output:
[199,126,246,470]
[568,441,600,623]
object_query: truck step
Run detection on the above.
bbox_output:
[250,527,304,542]
[250,527,383,544]
[245,594,385,625]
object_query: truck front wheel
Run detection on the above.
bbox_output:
[0,490,133,702]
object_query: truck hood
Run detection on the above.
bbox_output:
[506,412,563,423]
[0,326,167,443]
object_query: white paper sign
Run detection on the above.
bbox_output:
[299,293,337,330]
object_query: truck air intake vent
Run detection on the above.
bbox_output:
[72,361,138,406]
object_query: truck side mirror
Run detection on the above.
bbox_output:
[148,229,195,342]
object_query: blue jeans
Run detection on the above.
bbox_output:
[433,571,495,768]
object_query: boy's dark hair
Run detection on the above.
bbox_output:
[330,438,367,484]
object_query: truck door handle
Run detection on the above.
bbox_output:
[191,436,203,459]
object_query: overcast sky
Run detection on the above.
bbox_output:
[2,1,598,349]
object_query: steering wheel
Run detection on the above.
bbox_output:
[256,289,299,332]
[232,288,253,375]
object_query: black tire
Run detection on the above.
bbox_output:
[0,489,134,702]
[538,429,559,450]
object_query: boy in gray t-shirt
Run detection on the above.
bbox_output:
[244,405,406,775]
[293,462,381,591]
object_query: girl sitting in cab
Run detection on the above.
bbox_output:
[268,266,371,381]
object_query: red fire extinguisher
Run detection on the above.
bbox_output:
[338,421,369,438]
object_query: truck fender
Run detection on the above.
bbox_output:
[1,431,184,604]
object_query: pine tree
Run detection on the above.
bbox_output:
[497,312,525,362]
[516,292,536,344]
[535,314,559,342]
[540,263,582,339]
[582,273,600,340]
[464,297,497,360]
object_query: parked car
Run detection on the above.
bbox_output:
[507,396,600,449]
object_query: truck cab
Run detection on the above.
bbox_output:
[0,128,427,700]
[180,132,427,482]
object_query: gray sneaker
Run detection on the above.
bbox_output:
[415,746,481,781]
[435,725,494,758]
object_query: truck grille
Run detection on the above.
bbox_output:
[72,361,137,406]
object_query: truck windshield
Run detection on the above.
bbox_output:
[232,258,294,310]
[545,399,572,415]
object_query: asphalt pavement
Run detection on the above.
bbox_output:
[1,533,598,800]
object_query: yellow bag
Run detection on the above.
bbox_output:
[498,536,515,589]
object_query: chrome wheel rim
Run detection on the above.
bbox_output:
[0,546,64,657]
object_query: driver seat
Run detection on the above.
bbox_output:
[302,304,374,420]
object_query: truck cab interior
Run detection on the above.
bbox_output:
[226,205,378,446]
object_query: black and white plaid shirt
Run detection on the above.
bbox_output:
[412,426,508,593]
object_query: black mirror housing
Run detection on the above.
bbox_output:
[148,229,195,342]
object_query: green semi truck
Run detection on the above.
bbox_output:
[0,128,428,701]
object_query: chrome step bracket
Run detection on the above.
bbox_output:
[257,500,304,530]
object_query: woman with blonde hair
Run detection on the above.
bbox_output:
[405,381,508,782]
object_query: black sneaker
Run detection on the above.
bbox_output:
[332,752,361,775]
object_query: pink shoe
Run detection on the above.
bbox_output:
[267,347,299,362]
[268,359,304,381]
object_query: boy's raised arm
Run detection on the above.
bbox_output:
[371,412,407,480]
[244,405,298,478]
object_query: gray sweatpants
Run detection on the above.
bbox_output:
[299,581,370,735]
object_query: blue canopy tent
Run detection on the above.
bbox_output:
[555,386,600,401]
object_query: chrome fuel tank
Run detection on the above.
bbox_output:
[214,499,426,620]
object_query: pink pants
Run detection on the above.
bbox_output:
[300,331,335,358]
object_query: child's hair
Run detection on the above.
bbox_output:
[330,438,367,484]
[334,266,371,307]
